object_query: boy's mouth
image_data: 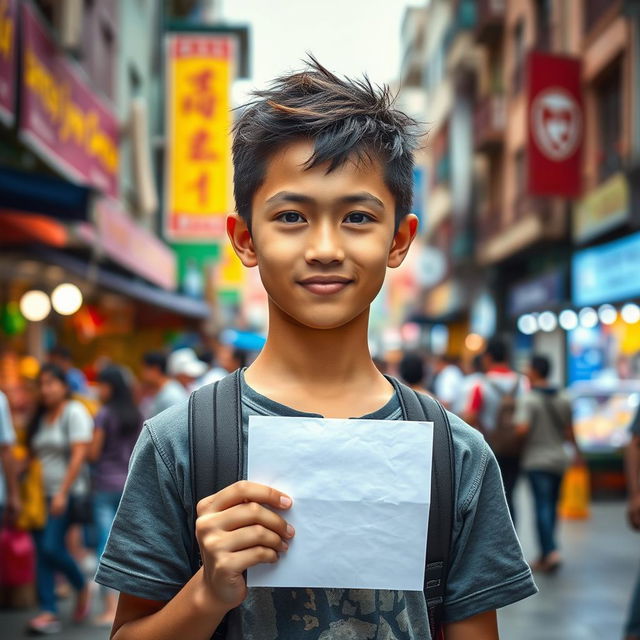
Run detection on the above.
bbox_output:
[298,275,354,296]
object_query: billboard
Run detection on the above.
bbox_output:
[20,2,119,197]
[164,34,233,241]
[527,51,583,198]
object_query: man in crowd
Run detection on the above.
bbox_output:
[463,338,527,522]
[431,354,463,411]
[49,346,88,394]
[140,352,188,419]
[625,404,640,640]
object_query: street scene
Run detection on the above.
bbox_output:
[1,0,639,639]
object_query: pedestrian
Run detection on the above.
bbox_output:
[140,351,188,419]
[48,346,88,395]
[431,354,464,411]
[463,337,527,522]
[95,58,536,639]
[513,355,582,573]
[624,404,640,640]
[453,353,484,415]
[26,363,93,635]
[398,351,429,394]
[167,348,209,393]
[88,365,143,627]
[0,389,20,526]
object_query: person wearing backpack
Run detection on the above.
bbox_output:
[94,58,536,640]
[513,355,582,574]
[463,338,527,523]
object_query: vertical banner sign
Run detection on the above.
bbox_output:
[20,3,119,197]
[165,35,233,241]
[527,51,583,198]
[0,0,17,126]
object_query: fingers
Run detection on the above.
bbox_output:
[198,501,295,541]
[216,525,289,553]
[197,481,292,516]
[216,546,280,575]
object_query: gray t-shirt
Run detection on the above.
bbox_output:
[147,379,188,419]
[515,388,572,474]
[32,400,93,496]
[96,375,536,638]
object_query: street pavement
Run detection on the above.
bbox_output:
[0,485,636,639]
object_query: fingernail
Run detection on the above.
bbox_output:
[281,540,289,551]
[280,496,292,508]
[286,524,295,538]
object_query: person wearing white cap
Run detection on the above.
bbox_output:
[167,348,209,393]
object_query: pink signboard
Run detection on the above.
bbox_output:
[0,0,17,126]
[20,3,119,197]
[95,198,177,291]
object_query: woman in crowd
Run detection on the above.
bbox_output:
[89,365,142,626]
[26,363,93,635]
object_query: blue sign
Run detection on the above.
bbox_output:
[508,270,565,317]
[572,231,640,307]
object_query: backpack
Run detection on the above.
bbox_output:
[484,376,523,457]
[188,370,455,640]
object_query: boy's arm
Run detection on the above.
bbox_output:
[109,481,294,640]
[444,610,498,640]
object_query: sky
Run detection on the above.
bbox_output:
[219,0,423,107]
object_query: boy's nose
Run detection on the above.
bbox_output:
[304,225,346,264]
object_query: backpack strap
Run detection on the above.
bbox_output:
[388,378,455,639]
[189,369,243,640]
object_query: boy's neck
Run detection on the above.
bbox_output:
[245,302,393,417]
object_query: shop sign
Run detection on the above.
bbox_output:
[0,0,17,126]
[165,34,233,241]
[572,230,640,307]
[527,51,583,198]
[573,172,630,244]
[95,198,177,291]
[508,270,565,317]
[470,291,497,338]
[19,3,119,197]
[424,279,463,318]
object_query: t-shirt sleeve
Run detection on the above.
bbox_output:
[443,416,537,623]
[95,417,194,601]
[67,401,93,443]
[0,393,16,445]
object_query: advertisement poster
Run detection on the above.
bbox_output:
[165,34,234,241]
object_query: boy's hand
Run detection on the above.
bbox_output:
[195,481,294,611]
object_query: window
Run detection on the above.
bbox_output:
[512,21,525,94]
[595,60,623,182]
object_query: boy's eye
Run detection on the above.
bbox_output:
[277,211,305,224]
[344,212,373,224]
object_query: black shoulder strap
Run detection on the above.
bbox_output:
[189,370,242,640]
[388,378,455,639]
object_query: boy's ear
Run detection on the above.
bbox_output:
[388,214,419,268]
[227,214,257,267]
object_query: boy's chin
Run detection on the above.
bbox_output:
[278,306,368,331]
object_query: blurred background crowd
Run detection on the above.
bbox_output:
[0,0,640,638]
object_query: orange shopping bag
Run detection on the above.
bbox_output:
[558,464,590,520]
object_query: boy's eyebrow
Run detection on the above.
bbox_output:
[265,191,385,210]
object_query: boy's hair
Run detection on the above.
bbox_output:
[530,354,551,379]
[232,56,420,232]
[142,351,168,375]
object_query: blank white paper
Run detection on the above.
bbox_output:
[247,416,433,591]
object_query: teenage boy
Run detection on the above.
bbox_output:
[96,60,536,640]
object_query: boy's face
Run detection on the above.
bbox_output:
[229,139,417,330]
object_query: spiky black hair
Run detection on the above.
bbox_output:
[232,56,421,230]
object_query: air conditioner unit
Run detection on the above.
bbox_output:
[131,97,159,218]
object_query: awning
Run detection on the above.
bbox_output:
[0,167,91,222]
[0,211,68,246]
[35,246,211,319]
